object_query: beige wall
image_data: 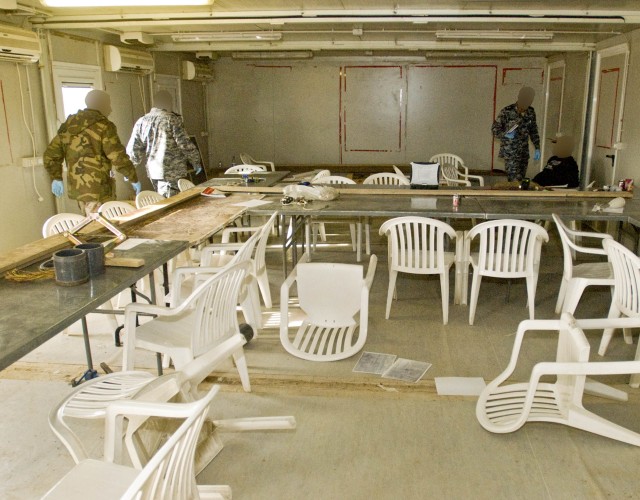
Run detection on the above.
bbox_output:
[207,55,547,176]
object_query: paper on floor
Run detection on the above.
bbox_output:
[382,358,432,383]
[435,377,486,396]
[353,352,397,375]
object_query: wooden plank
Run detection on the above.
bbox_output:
[215,184,633,199]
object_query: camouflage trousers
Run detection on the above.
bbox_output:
[152,179,179,198]
[504,156,529,182]
[78,200,101,215]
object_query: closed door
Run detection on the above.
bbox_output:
[541,62,565,164]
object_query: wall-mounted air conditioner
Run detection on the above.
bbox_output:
[103,44,153,73]
[182,60,214,81]
[0,24,41,63]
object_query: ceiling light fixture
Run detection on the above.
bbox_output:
[172,32,282,42]
[41,0,212,6]
[232,51,313,60]
[435,30,553,40]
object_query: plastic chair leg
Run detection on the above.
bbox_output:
[232,349,251,392]
[561,280,588,315]
[598,304,623,356]
[256,270,272,309]
[440,271,449,325]
[349,224,357,252]
[526,274,538,320]
[468,270,482,326]
[385,270,398,319]
[555,277,568,314]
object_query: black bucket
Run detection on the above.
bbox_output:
[75,243,105,277]
[53,248,89,286]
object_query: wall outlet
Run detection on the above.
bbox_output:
[21,157,44,168]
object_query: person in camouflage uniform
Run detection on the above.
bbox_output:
[127,91,203,198]
[44,89,141,215]
[491,86,541,182]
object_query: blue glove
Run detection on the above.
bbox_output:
[534,149,541,161]
[131,181,142,195]
[51,180,64,197]
[195,166,203,175]
[504,131,516,140]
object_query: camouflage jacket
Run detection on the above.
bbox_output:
[126,108,202,183]
[44,108,138,202]
[491,103,540,160]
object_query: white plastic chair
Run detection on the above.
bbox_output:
[599,239,638,356]
[240,152,275,171]
[135,190,164,209]
[311,175,359,256]
[310,169,331,182]
[177,178,195,191]
[280,253,377,361]
[43,385,232,500]
[430,153,484,187]
[466,219,549,325]
[98,200,135,219]
[392,165,407,177]
[122,260,252,388]
[552,213,613,315]
[42,213,85,238]
[476,312,640,447]
[362,172,411,256]
[225,164,265,174]
[379,217,457,325]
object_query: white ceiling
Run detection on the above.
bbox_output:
[8,1,640,57]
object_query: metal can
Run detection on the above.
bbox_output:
[452,194,460,208]
[618,180,626,191]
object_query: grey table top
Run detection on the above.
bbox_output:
[0,239,188,371]
[249,194,486,218]
[248,193,639,225]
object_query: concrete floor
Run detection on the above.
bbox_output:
[2,218,640,499]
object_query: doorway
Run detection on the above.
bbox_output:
[585,44,629,187]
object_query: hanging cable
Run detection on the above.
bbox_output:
[16,63,44,202]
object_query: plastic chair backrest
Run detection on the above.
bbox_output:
[188,261,251,357]
[254,213,278,273]
[297,262,363,326]
[604,239,640,319]
[120,385,218,500]
[225,164,265,174]
[363,172,410,186]
[42,213,86,238]
[136,190,164,208]
[99,201,135,219]
[430,153,464,184]
[310,169,331,182]
[467,219,549,277]
[379,216,456,273]
[316,175,355,185]
[177,178,195,191]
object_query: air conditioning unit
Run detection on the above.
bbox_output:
[182,60,214,81]
[0,24,41,63]
[103,44,153,73]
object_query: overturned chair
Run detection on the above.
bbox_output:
[477,312,640,446]
[280,253,377,361]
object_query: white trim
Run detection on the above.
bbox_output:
[51,62,103,125]
[540,59,566,170]
[584,43,629,186]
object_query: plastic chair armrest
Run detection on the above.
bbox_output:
[364,254,378,290]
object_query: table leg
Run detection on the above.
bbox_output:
[80,316,93,371]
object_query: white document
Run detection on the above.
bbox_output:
[115,238,150,250]
[410,162,440,186]
[382,358,432,383]
[231,199,272,208]
[435,377,487,396]
[353,352,397,375]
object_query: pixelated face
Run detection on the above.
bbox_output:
[517,87,535,110]
[553,136,574,158]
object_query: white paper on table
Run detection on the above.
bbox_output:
[353,352,397,375]
[231,199,273,208]
[435,377,487,396]
[115,238,151,250]
[382,358,432,383]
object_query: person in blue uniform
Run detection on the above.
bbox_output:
[492,86,541,182]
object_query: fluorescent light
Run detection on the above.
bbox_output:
[435,30,553,40]
[232,51,313,60]
[41,0,212,5]
[172,32,282,42]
